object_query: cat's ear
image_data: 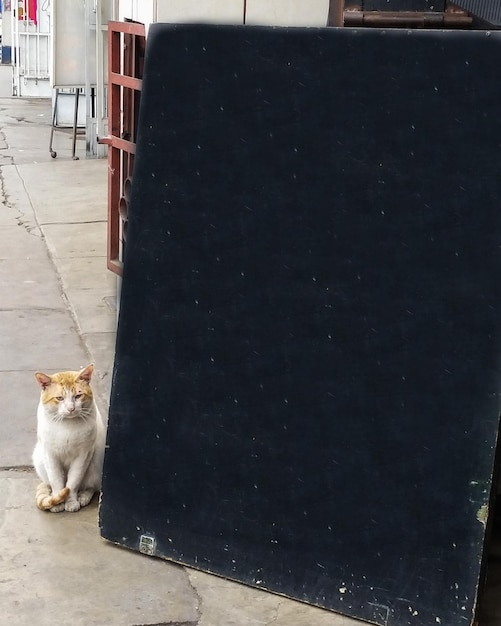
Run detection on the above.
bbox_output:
[77,364,94,383]
[35,372,52,390]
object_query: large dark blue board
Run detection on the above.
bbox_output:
[100,24,501,626]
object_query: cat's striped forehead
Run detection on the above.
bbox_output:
[41,375,92,402]
[50,371,87,388]
[36,366,94,404]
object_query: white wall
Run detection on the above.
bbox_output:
[119,0,155,31]
[245,0,330,26]
[118,0,330,28]
[156,0,244,24]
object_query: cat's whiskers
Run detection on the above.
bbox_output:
[77,407,94,422]
[54,406,93,423]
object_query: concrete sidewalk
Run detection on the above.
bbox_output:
[0,64,500,625]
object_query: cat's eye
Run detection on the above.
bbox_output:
[75,393,83,399]
[55,396,64,401]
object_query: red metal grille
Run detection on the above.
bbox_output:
[103,21,146,276]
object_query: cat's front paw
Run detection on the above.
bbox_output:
[64,499,81,512]
[50,503,65,513]
[78,489,94,507]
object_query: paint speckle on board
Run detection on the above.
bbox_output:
[477,504,489,526]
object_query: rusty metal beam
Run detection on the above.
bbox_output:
[343,10,472,27]
[328,0,345,26]
[109,72,143,91]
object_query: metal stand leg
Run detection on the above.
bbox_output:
[49,88,59,158]
[72,88,80,160]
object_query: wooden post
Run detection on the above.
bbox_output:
[328,0,344,26]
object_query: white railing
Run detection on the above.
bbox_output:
[12,0,50,96]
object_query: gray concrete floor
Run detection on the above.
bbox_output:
[0,64,500,626]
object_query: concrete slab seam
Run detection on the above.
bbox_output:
[7,162,101,376]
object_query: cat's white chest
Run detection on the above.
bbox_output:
[37,402,97,458]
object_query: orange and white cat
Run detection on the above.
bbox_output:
[33,364,106,513]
